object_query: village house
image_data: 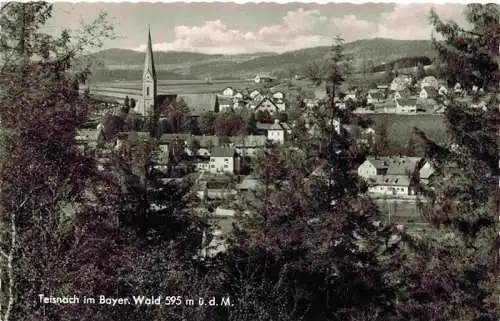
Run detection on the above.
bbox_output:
[218,96,233,112]
[395,98,417,113]
[303,98,318,108]
[267,119,288,144]
[358,156,422,179]
[254,74,277,84]
[273,98,287,111]
[229,135,268,157]
[390,76,411,92]
[233,92,244,99]
[418,160,435,185]
[420,76,439,90]
[209,146,240,174]
[222,87,235,96]
[75,128,103,153]
[250,90,262,100]
[272,91,285,100]
[419,86,438,99]
[454,83,463,94]
[438,85,448,96]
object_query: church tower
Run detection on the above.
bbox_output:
[141,27,157,116]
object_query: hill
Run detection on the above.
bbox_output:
[86,38,437,82]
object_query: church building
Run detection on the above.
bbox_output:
[136,28,157,116]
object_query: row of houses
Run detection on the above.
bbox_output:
[219,86,287,113]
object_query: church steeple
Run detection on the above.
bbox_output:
[143,26,156,80]
[141,26,157,117]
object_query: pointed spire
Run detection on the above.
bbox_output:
[144,26,156,79]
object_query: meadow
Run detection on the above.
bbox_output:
[369,113,447,147]
[86,79,256,95]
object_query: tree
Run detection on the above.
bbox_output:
[0,3,122,320]
[384,64,395,84]
[200,112,216,135]
[416,62,426,80]
[374,116,390,156]
[124,95,130,109]
[391,4,500,321]
[255,109,271,123]
[429,4,500,92]
[405,136,417,156]
[246,112,257,135]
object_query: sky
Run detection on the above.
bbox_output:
[45,2,469,54]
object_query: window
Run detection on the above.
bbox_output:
[146,86,150,96]
[224,165,228,168]
[224,158,229,162]
[211,165,215,168]
[211,159,215,162]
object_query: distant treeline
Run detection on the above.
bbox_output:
[88,69,199,83]
[371,56,432,73]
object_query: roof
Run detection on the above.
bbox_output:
[176,94,218,117]
[365,157,390,169]
[254,97,279,111]
[159,133,191,144]
[368,90,384,99]
[76,129,101,141]
[229,135,267,147]
[396,98,417,107]
[143,28,156,79]
[396,88,411,98]
[419,161,435,179]
[211,146,236,158]
[420,76,438,88]
[368,175,410,187]
[256,122,273,131]
[386,156,422,175]
[390,77,410,91]
[192,135,220,148]
[422,86,438,98]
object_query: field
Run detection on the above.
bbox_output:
[375,199,425,224]
[369,113,447,146]
[85,79,257,96]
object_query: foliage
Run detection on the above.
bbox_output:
[429,4,500,91]
[213,112,247,137]
[392,4,500,321]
